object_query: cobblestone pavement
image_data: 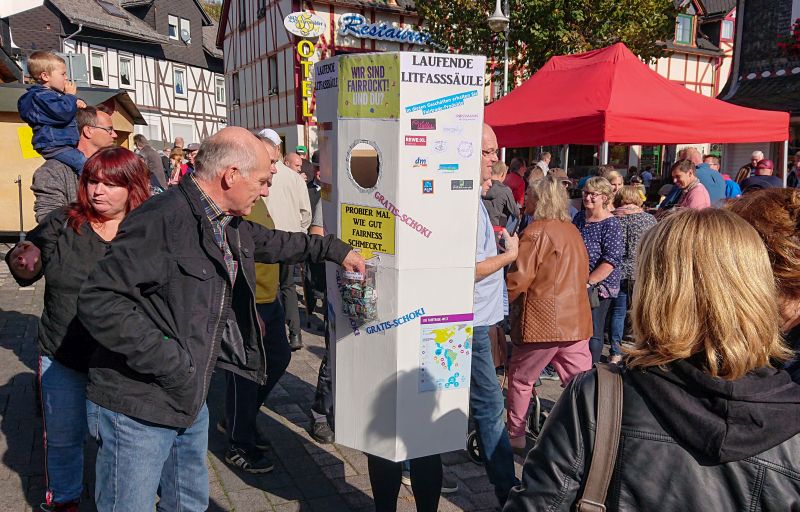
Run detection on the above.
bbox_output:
[0,246,565,512]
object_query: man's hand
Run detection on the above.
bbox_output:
[76,99,87,108]
[64,81,77,96]
[8,241,41,280]
[500,228,519,258]
[341,250,366,276]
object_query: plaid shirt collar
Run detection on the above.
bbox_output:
[190,174,232,226]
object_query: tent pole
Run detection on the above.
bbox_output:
[563,144,570,173]
[599,141,609,165]
[784,139,789,188]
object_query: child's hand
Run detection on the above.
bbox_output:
[64,81,77,96]
[8,242,41,280]
[76,99,87,108]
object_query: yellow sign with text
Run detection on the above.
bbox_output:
[341,203,395,255]
[338,54,400,119]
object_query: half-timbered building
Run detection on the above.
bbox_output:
[7,0,227,147]
[216,0,426,152]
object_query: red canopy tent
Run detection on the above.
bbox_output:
[484,43,789,148]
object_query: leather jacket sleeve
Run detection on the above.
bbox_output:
[506,227,549,302]
[505,370,596,512]
[77,209,187,386]
[249,223,351,265]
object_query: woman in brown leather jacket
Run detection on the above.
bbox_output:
[504,209,800,512]
[505,175,593,452]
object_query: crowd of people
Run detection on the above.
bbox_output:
[4,50,800,511]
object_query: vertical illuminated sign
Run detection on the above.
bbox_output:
[297,40,315,118]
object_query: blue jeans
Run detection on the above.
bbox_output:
[39,146,86,173]
[40,355,94,504]
[608,280,631,356]
[93,403,209,512]
[471,325,519,505]
[589,298,612,363]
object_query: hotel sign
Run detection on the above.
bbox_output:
[284,11,326,38]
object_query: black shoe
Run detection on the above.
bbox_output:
[225,446,274,474]
[309,420,334,444]
[217,419,271,451]
[288,333,304,351]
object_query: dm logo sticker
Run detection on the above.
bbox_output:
[413,157,428,168]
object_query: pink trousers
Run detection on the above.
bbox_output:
[506,340,592,438]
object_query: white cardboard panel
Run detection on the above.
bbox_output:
[316,52,486,461]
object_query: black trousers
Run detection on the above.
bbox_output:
[367,453,442,512]
[311,306,333,420]
[224,301,291,449]
[279,263,301,337]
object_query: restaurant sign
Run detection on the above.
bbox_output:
[338,13,431,46]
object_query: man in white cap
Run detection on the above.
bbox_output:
[257,129,312,351]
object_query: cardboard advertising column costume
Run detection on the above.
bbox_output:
[314,52,487,461]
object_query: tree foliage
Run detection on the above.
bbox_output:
[415,0,678,79]
[200,0,222,22]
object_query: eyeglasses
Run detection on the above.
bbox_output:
[481,149,499,157]
[582,191,604,199]
[90,125,115,135]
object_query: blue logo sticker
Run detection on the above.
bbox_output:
[422,180,434,194]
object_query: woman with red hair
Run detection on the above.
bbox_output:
[4,147,150,512]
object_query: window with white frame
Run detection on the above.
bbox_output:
[118,55,134,88]
[179,18,191,44]
[90,50,107,85]
[174,67,187,98]
[168,15,179,40]
[215,76,226,104]
[171,121,194,145]
[721,19,734,40]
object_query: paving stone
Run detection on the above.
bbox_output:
[227,487,271,512]
[264,484,304,505]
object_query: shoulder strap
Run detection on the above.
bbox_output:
[576,363,624,512]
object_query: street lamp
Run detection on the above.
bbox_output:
[487,0,509,159]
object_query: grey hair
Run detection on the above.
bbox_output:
[194,134,259,179]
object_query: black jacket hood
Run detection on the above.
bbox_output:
[627,358,800,465]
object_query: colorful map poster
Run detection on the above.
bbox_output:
[338,53,400,119]
[419,314,473,392]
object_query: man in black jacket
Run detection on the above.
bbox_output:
[78,126,364,511]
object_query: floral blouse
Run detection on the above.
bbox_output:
[573,211,624,299]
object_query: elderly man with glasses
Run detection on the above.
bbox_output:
[472,124,521,507]
[31,105,118,222]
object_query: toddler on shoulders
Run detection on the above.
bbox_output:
[18,51,88,173]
